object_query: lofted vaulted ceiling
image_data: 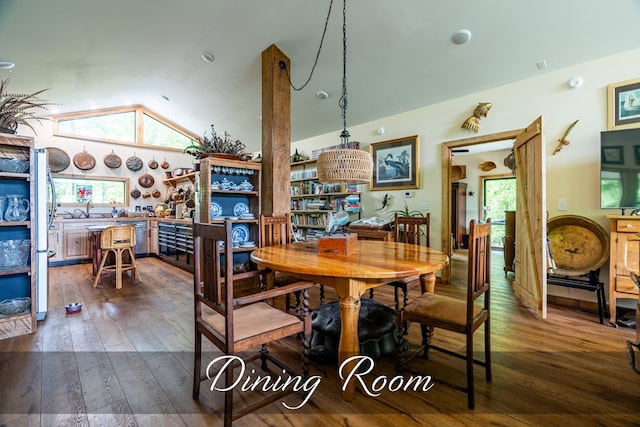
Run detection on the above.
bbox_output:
[1,0,638,153]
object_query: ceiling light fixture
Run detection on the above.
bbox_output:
[0,61,15,69]
[316,0,373,184]
[452,29,472,45]
[316,90,329,100]
[201,52,215,63]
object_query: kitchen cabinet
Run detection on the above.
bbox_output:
[48,222,63,262]
[149,220,159,254]
[0,133,36,339]
[289,159,361,239]
[607,215,640,324]
[158,220,193,271]
[62,222,92,260]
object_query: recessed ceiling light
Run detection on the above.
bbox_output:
[201,52,215,63]
[0,61,15,69]
[452,29,472,45]
[316,90,329,100]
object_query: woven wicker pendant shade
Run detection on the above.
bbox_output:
[317,148,373,184]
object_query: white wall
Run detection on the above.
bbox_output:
[292,47,640,306]
[28,121,196,215]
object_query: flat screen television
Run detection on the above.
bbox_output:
[601,127,640,211]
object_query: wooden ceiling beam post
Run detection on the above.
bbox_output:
[261,44,291,216]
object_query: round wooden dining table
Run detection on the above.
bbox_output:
[250,239,449,401]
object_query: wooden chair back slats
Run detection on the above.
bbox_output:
[467,219,491,321]
[468,220,491,297]
[260,214,292,247]
[394,213,430,247]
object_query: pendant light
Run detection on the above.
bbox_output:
[316,0,373,184]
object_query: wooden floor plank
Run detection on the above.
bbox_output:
[0,254,637,426]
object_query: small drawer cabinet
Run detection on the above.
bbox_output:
[607,215,640,324]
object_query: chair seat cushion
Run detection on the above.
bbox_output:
[403,293,483,327]
[202,302,302,342]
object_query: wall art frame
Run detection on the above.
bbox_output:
[608,77,640,130]
[370,135,420,190]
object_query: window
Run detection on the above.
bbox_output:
[482,176,516,248]
[53,105,198,152]
[53,175,129,207]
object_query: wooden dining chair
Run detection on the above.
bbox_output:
[396,219,491,409]
[93,225,142,289]
[192,221,313,426]
[260,213,317,311]
[384,213,431,309]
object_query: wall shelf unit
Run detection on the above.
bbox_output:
[198,156,261,255]
[0,133,36,340]
[163,172,198,188]
[290,159,361,239]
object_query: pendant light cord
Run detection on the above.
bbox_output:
[339,0,349,145]
[279,0,335,91]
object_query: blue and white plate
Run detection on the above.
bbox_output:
[233,202,250,216]
[232,224,250,243]
[210,201,223,219]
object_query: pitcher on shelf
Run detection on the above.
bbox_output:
[4,194,29,221]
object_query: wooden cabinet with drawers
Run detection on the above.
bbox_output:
[607,215,640,324]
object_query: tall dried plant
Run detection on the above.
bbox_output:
[184,124,245,158]
[0,72,54,135]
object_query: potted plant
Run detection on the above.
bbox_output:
[0,72,53,135]
[391,201,424,218]
[184,124,247,160]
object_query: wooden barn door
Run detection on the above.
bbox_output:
[513,116,547,318]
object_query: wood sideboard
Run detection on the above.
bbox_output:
[607,215,640,324]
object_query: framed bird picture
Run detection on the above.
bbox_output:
[608,77,640,130]
[369,135,420,190]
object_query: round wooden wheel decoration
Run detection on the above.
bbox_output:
[547,215,609,276]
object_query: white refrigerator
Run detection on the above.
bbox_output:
[34,148,55,320]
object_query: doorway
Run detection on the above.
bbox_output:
[440,129,523,284]
[440,118,547,319]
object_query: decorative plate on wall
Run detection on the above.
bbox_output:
[138,173,155,188]
[46,147,70,172]
[73,151,96,171]
[103,151,122,169]
[126,155,143,172]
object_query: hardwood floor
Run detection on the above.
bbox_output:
[0,254,638,426]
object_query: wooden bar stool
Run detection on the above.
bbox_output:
[93,225,142,289]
